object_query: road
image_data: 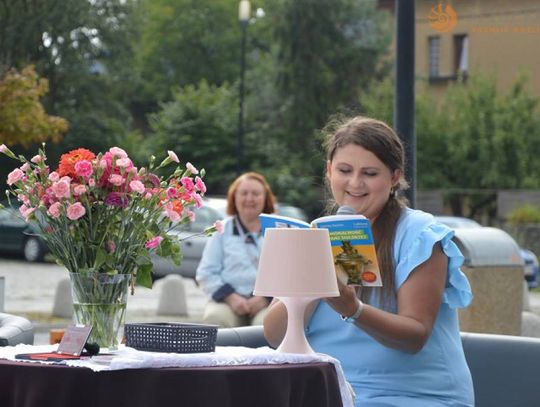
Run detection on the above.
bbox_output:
[0,257,207,345]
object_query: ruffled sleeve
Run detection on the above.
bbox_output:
[394,209,473,309]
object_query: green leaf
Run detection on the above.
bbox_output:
[137,264,153,288]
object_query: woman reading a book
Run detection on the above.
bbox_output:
[263,116,474,406]
[196,172,275,327]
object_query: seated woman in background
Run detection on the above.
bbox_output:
[196,172,276,327]
[263,116,474,406]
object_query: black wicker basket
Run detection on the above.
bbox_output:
[124,322,218,353]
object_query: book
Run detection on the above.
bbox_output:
[259,213,382,286]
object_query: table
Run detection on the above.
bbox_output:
[0,359,343,407]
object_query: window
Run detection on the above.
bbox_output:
[454,34,469,76]
[428,36,441,78]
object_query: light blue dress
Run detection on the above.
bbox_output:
[306,208,474,406]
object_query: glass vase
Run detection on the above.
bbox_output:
[69,272,131,351]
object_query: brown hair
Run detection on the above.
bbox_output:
[323,116,409,307]
[226,172,276,216]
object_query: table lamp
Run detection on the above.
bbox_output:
[253,228,339,354]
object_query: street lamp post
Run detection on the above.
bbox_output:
[237,0,250,176]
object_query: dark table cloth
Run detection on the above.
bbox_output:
[0,359,343,407]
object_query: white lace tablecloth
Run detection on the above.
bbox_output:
[0,344,354,407]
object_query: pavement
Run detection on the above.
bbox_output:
[0,258,207,345]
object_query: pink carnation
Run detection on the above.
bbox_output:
[7,168,24,185]
[66,202,86,220]
[109,147,128,158]
[116,158,133,168]
[214,220,224,234]
[31,155,43,163]
[73,185,87,196]
[145,236,163,249]
[109,174,124,186]
[74,160,93,178]
[20,163,30,172]
[193,193,203,209]
[52,180,71,199]
[48,171,60,182]
[0,144,8,154]
[129,180,145,194]
[181,177,194,193]
[48,202,62,218]
[194,176,206,194]
[186,162,198,174]
[167,187,178,199]
[168,150,179,163]
[186,209,196,222]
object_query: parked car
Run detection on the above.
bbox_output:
[435,215,539,289]
[151,197,308,279]
[0,204,48,262]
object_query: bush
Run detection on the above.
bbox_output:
[507,205,540,225]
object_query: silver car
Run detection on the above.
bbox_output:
[151,197,307,279]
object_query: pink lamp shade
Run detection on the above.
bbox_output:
[253,228,339,298]
[254,228,339,354]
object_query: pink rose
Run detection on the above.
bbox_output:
[145,236,163,249]
[7,168,24,185]
[214,220,224,234]
[129,180,145,194]
[66,202,86,220]
[167,150,179,163]
[186,162,199,174]
[74,160,93,178]
[52,180,71,199]
[48,202,62,218]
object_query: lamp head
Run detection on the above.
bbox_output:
[253,228,339,298]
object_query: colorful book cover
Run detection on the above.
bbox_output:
[259,213,382,286]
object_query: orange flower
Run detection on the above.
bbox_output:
[58,148,96,178]
[171,200,184,214]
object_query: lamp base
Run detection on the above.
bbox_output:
[277,296,316,354]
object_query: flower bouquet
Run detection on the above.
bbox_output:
[1,143,220,349]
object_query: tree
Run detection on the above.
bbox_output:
[0,65,68,146]
[149,80,238,194]
[0,0,138,155]
[361,74,540,218]
[131,0,242,108]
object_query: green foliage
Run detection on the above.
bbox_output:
[271,0,392,151]
[149,80,238,194]
[0,66,68,146]
[507,205,540,226]
[361,74,540,191]
[133,0,241,103]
